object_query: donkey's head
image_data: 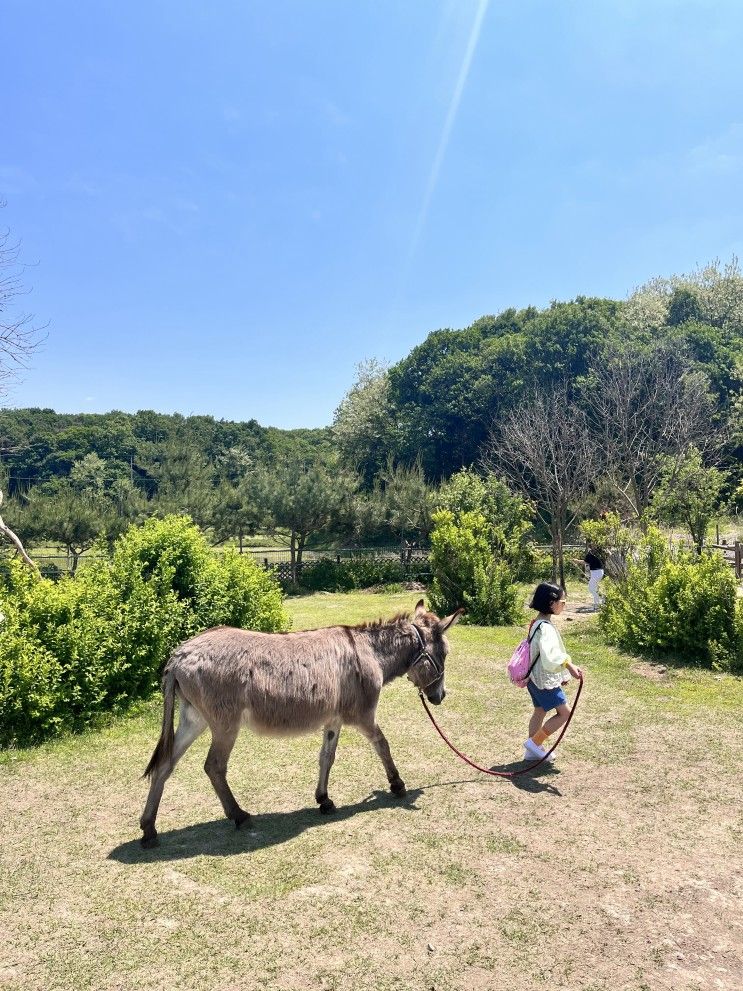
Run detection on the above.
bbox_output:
[406,599,465,705]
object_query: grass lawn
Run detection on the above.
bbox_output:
[1,589,741,991]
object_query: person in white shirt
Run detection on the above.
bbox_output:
[523,582,582,762]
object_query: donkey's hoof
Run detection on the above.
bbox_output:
[319,798,336,815]
[390,779,407,798]
[234,810,252,830]
[141,832,159,849]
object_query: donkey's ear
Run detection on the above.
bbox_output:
[414,598,426,615]
[438,607,466,633]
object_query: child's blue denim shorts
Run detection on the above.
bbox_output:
[527,680,567,711]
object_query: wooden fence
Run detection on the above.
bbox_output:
[14,540,742,583]
[25,545,432,583]
[247,546,431,585]
[708,541,743,580]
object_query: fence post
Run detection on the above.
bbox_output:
[264,557,269,570]
[735,541,742,581]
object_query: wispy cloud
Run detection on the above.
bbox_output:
[406,0,490,268]
[687,123,743,176]
[316,98,351,128]
[576,121,743,191]
[64,175,102,198]
[0,166,38,196]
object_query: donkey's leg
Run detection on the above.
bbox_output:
[315,719,342,814]
[140,700,208,848]
[203,720,251,829]
[358,718,406,797]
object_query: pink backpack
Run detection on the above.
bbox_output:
[506,620,545,687]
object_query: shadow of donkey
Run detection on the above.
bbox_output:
[109,787,424,864]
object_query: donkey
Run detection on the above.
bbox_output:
[139,599,464,847]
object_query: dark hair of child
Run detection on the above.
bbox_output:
[530,582,563,613]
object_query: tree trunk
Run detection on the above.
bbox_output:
[296,533,306,582]
[559,506,569,591]
[693,522,703,555]
[550,523,559,585]
[290,529,297,585]
[633,478,643,520]
[550,516,566,591]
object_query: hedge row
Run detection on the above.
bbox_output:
[0,516,287,747]
[288,554,431,593]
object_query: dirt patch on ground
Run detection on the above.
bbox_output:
[631,660,671,681]
[1,591,741,991]
[558,587,600,626]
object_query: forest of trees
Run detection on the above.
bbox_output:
[1,259,742,583]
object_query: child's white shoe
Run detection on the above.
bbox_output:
[524,739,545,760]
[523,739,555,763]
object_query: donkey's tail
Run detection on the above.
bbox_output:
[142,670,177,780]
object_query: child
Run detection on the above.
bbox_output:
[523,582,582,762]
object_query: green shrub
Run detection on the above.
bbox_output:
[296,557,351,592]
[199,549,288,632]
[429,470,532,623]
[0,581,66,745]
[38,561,63,581]
[600,541,741,671]
[436,468,536,582]
[0,516,288,748]
[465,558,522,626]
[107,514,215,606]
[428,509,522,625]
[22,571,114,720]
[295,554,430,593]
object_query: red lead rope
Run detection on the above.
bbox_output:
[418,675,584,778]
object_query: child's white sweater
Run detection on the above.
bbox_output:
[528,620,572,690]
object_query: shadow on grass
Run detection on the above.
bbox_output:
[416,762,562,796]
[416,744,564,795]
[109,787,424,863]
[488,759,563,795]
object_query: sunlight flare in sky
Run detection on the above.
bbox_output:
[406,0,491,270]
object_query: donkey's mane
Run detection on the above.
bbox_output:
[347,611,412,631]
[295,611,413,635]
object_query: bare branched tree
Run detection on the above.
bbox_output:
[1,205,45,567]
[0,211,45,397]
[483,384,593,588]
[584,343,717,518]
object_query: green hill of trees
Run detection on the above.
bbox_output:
[1,260,741,580]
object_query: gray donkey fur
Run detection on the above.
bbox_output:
[140,599,463,847]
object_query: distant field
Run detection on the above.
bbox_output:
[1,589,741,990]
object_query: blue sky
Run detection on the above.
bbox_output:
[2,0,743,428]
